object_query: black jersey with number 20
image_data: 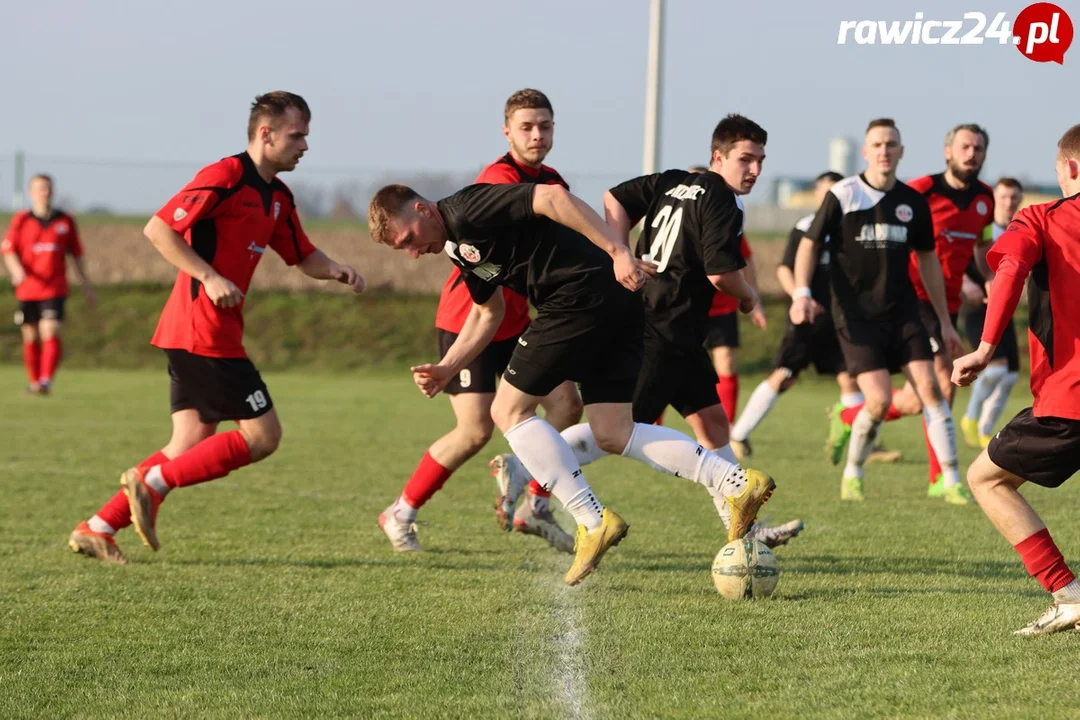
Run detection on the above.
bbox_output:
[804,174,934,327]
[608,169,746,349]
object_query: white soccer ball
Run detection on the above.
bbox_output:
[711,538,779,600]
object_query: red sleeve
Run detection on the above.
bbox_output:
[269,200,317,266]
[155,158,242,235]
[740,235,752,259]
[474,161,520,185]
[906,175,933,193]
[982,207,1044,345]
[1,213,22,254]
[67,216,83,258]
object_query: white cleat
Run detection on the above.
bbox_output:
[378,506,422,553]
[512,502,575,554]
[748,519,805,548]
[491,454,529,532]
[1015,602,1080,636]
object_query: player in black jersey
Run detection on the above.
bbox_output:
[368,179,776,584]
[789,118,965,501]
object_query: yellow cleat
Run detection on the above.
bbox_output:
[979,434,992,449]
[960,416,980,449]
[725,469,776,542]
[564,509,629,586]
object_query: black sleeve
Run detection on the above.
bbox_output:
[804,192,841,245]
[698,191,746,275]
[608,172,668,222]
[965,257,985,284]
[781,226,804,270]
[908,194,935,252]
[446,184,537,235]
[463,272,498,305]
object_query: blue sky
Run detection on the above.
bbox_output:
[2,0,1076,213]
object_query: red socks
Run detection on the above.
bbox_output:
[402,451,454,509]
[95,450,170,531]
[1015,529,1076,593]
[841,399,903,425]
[22,342,41,386]
[160,430,252,489]
[40,337,62,384]
[716,375,739,423]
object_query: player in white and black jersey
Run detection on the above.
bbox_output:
[789,118,965,501]
[368,179,776,585]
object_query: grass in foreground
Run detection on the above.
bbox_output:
[0,366,1075,719]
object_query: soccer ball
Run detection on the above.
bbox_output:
[711,538,779,600]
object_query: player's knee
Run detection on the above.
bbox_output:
[556,393,585,426]
[244,422,282,462]
[865,397,891,422]
[593,429,629,455]
[490,398,527,434]
[778,375,798,393]
[458,421,494,454]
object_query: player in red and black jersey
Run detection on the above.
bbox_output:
[68,92,364,564]
[952,124,1080,635]
[2,174,95,394]
[378,89,583,555]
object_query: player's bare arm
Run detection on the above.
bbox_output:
[532,184,656,291]
[144,215,244,309]
[2,250,26,287]
[297,249,365,293]
[412,291,506,399]
[741,257,768,329]
[776,263,795,297]
[789,237,820,324]
[708,270,757,314]
[915,249,964,358]
[72,254,97,307]
[602,190,637,242]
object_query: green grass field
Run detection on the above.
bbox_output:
[1,365,1076,719]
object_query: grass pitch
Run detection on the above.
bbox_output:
[1,366,1076,719]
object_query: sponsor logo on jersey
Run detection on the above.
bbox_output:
[273,201,281,220]
[31,242,60,253]
[471,262,501,281]
[895,204,913,222]
[174,208,188,222]
[459,243,481,262]
[854,223,909,247]
[664,184,707,201]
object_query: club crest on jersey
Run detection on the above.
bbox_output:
[173,208,188,222]
[976,200,988,216]
[54,222,69,235]
[459,243,481,263]
[895,204,913,223]
[273,201,281,220]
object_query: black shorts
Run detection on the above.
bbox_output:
[917,301,960,357]
[631,337,719,423]
[14,297,66,325]
[504,292,644,407]
[988,408,1080,488]
[166,349,274,424]
[963,305,1020,372]
[703,312,739,349]
[836,309,934,377]
[437,330,519,395]
[774,315,846,378]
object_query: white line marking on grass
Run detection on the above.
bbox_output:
[551,580,593,720]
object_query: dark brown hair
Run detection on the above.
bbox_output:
[248,91,311,141]
[711,114,767,156]
[504,89,553,124]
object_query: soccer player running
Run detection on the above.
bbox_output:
[379,89,582,555]
[68,92,365,564]
[2,174,95,395]
[959,178,1023,449]
[790,118,965,502]
[491,115,801,548]
[368,174,775,585]
[952,124,1080,636]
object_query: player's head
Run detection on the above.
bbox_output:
[28,174,53,211]
[709,114,767,195]
[993,177,1023,224]
[248,91,311,173]
[503,89,554,168]
[814,171,843,205]
[943,123,989,184]
[1055,123,1080,196]
[368,184,446,258]
[862,118,903,178]
[687,165,708,173]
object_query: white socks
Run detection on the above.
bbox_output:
[88,516,115,535]
[1053,579,1080,604]
[965,363,1007,424]
[923,401,961,487]
[843,408,881,479]
[392,495,418,523]
[840,392,865,408]
[621,422,742,495]
[504,416,603,530]
[731,381,779,442]
[981,371,1019,437]
[560,422,611,467]
[145,466,170,497]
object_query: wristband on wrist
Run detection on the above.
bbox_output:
[792,287,812,299]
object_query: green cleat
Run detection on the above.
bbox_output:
[927,473,946,498]
[943,483,976,505]
[826,402,852,466]
[841,475,864,501]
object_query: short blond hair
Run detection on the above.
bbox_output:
[1058,123,1080,161]
[367,184,422,244]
